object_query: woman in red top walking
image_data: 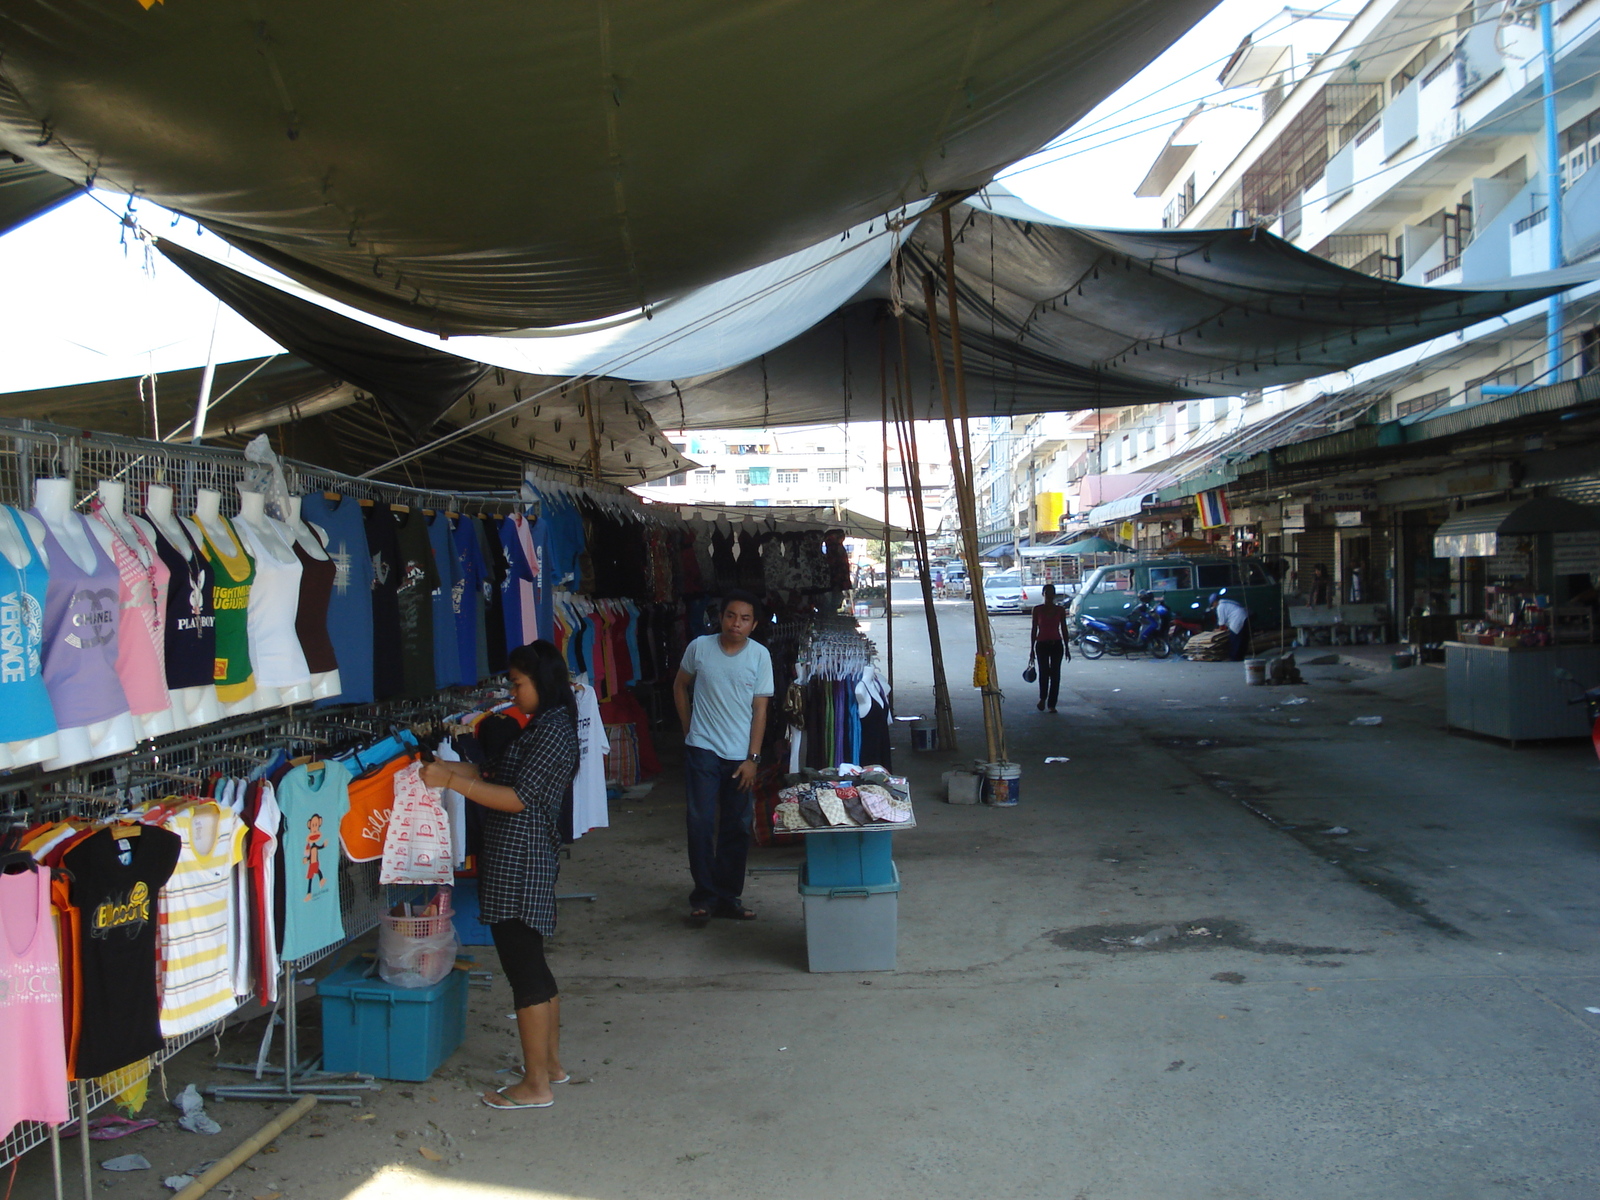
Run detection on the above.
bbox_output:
[1030,584,1070,712]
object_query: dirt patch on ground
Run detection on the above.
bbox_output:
[1046,916,1360,958]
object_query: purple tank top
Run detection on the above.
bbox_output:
[35,515,131,727]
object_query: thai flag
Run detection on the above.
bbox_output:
[1195,488,1231,529]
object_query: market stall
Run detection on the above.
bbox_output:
[1434,497,1600,741]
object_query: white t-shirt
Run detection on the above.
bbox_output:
[572,683,611,838]
[1216,598,1250,633]
[680,634,774,761]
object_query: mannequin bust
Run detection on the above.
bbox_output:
[0,504,57,769]
[94,481,174,738]
[191,487,275,716]
[233,485,308,706]
[283,495,342,701]
[32,477,137,769]
[143,484,222,731]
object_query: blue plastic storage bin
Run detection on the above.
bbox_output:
[802,828,894,887]
[798,861,899,973]
[318,958,468,1081]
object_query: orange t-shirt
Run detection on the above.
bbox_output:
[339,753,418,863]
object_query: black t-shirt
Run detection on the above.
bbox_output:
[393,510,440,697]
[62,826,182,1078]
[475,516,508,673]
[365,504,405,700]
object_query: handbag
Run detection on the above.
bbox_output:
[1022,653,1038,684]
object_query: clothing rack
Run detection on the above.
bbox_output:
[0,692,476,1183]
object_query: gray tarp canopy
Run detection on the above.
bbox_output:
[635,192,1576,428]
[0,0,1214,333]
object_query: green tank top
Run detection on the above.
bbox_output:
[199,517,257,702]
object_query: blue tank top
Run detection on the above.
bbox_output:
[0,507,58,742]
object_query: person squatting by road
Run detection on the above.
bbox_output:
[420,641,580,1111]
[673,589,774,922]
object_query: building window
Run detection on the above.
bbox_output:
[747,466,770,486]
[734,469,750,485]
[818,468,845,484]
[776,470,802,485]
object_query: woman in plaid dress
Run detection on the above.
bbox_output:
[421,641,579,1109]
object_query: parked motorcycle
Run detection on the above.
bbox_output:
[1165,600,1210,651]
[1076,592,1173,659]
[1554,667,1600,761]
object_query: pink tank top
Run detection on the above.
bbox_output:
[0,864,70,1137]
[91,509,172,716]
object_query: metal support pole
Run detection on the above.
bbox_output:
[49,1122,63,1200]
[878,325,895,704]
[76,1082,90,1200]
[189,299,224,444]
[1541,0,1566,383]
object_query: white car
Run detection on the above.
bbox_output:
[981,569,1040,613]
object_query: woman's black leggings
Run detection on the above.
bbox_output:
[1036,639,1065,708]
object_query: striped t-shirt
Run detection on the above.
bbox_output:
[157,803,248,1036]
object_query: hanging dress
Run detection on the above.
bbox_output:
[34,513,131,727]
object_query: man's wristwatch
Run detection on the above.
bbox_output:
[746,753,762,764]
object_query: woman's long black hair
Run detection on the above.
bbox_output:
[507,640,576,715]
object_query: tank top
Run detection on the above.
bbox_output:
[197,516,257,702]
[0,508,58,743]
[151,523,217,690]
[34,512,131,728]
[90,509,171,716]
[0,863,70,1138]
[299,494,375,706]
[234,517,311,688]
[291,533,339,674]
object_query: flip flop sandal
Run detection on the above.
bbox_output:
[482,1087,553,1110]
[716,905,758,920]
[61,1117,160,1141]
[497,1067,571,1083]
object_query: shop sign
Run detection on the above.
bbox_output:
[1554,531,1600,577]
[1333,510,1365,527]
[1305,487,1378,505]
[1282,503,1309,531]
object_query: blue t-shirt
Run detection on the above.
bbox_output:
[680,634,774,761]
[427,513,468,687]
[276,760,352,963]
[301,494,375,706]
[497,517,533,652]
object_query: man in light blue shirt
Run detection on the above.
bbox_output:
[673,590,773,921]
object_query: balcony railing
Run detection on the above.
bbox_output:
[1424,255,1461,282]
[1512,208,1548,235]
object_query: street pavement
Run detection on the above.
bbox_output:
[24,582,1597,1200]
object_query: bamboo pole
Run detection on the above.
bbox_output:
[920,269,1002,765]
[582,382,602,485]
[894,308,959,752]
[170,1097,318,1200]
[940,208,1008,764]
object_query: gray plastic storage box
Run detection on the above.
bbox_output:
[798,861,899,972]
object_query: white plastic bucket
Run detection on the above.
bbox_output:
[981,760,1022,806]
[1244,657,1267,686]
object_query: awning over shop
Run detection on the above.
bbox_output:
[1433,498,1600,558]
[0,0,1215,332]
[0,156,78,237]
[1087,493,1153,524]
[647,503,908,541]
[1022,535,1131,556]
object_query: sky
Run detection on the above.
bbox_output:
[0,0,1357,398]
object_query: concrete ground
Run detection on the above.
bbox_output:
[16,582,1600,1200]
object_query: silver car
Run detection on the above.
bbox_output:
[981,569,1039,613]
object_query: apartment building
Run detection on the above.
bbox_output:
[1043,0,1600,614]
[635,423,952,536]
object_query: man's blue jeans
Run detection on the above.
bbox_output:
[683,744,753,910]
